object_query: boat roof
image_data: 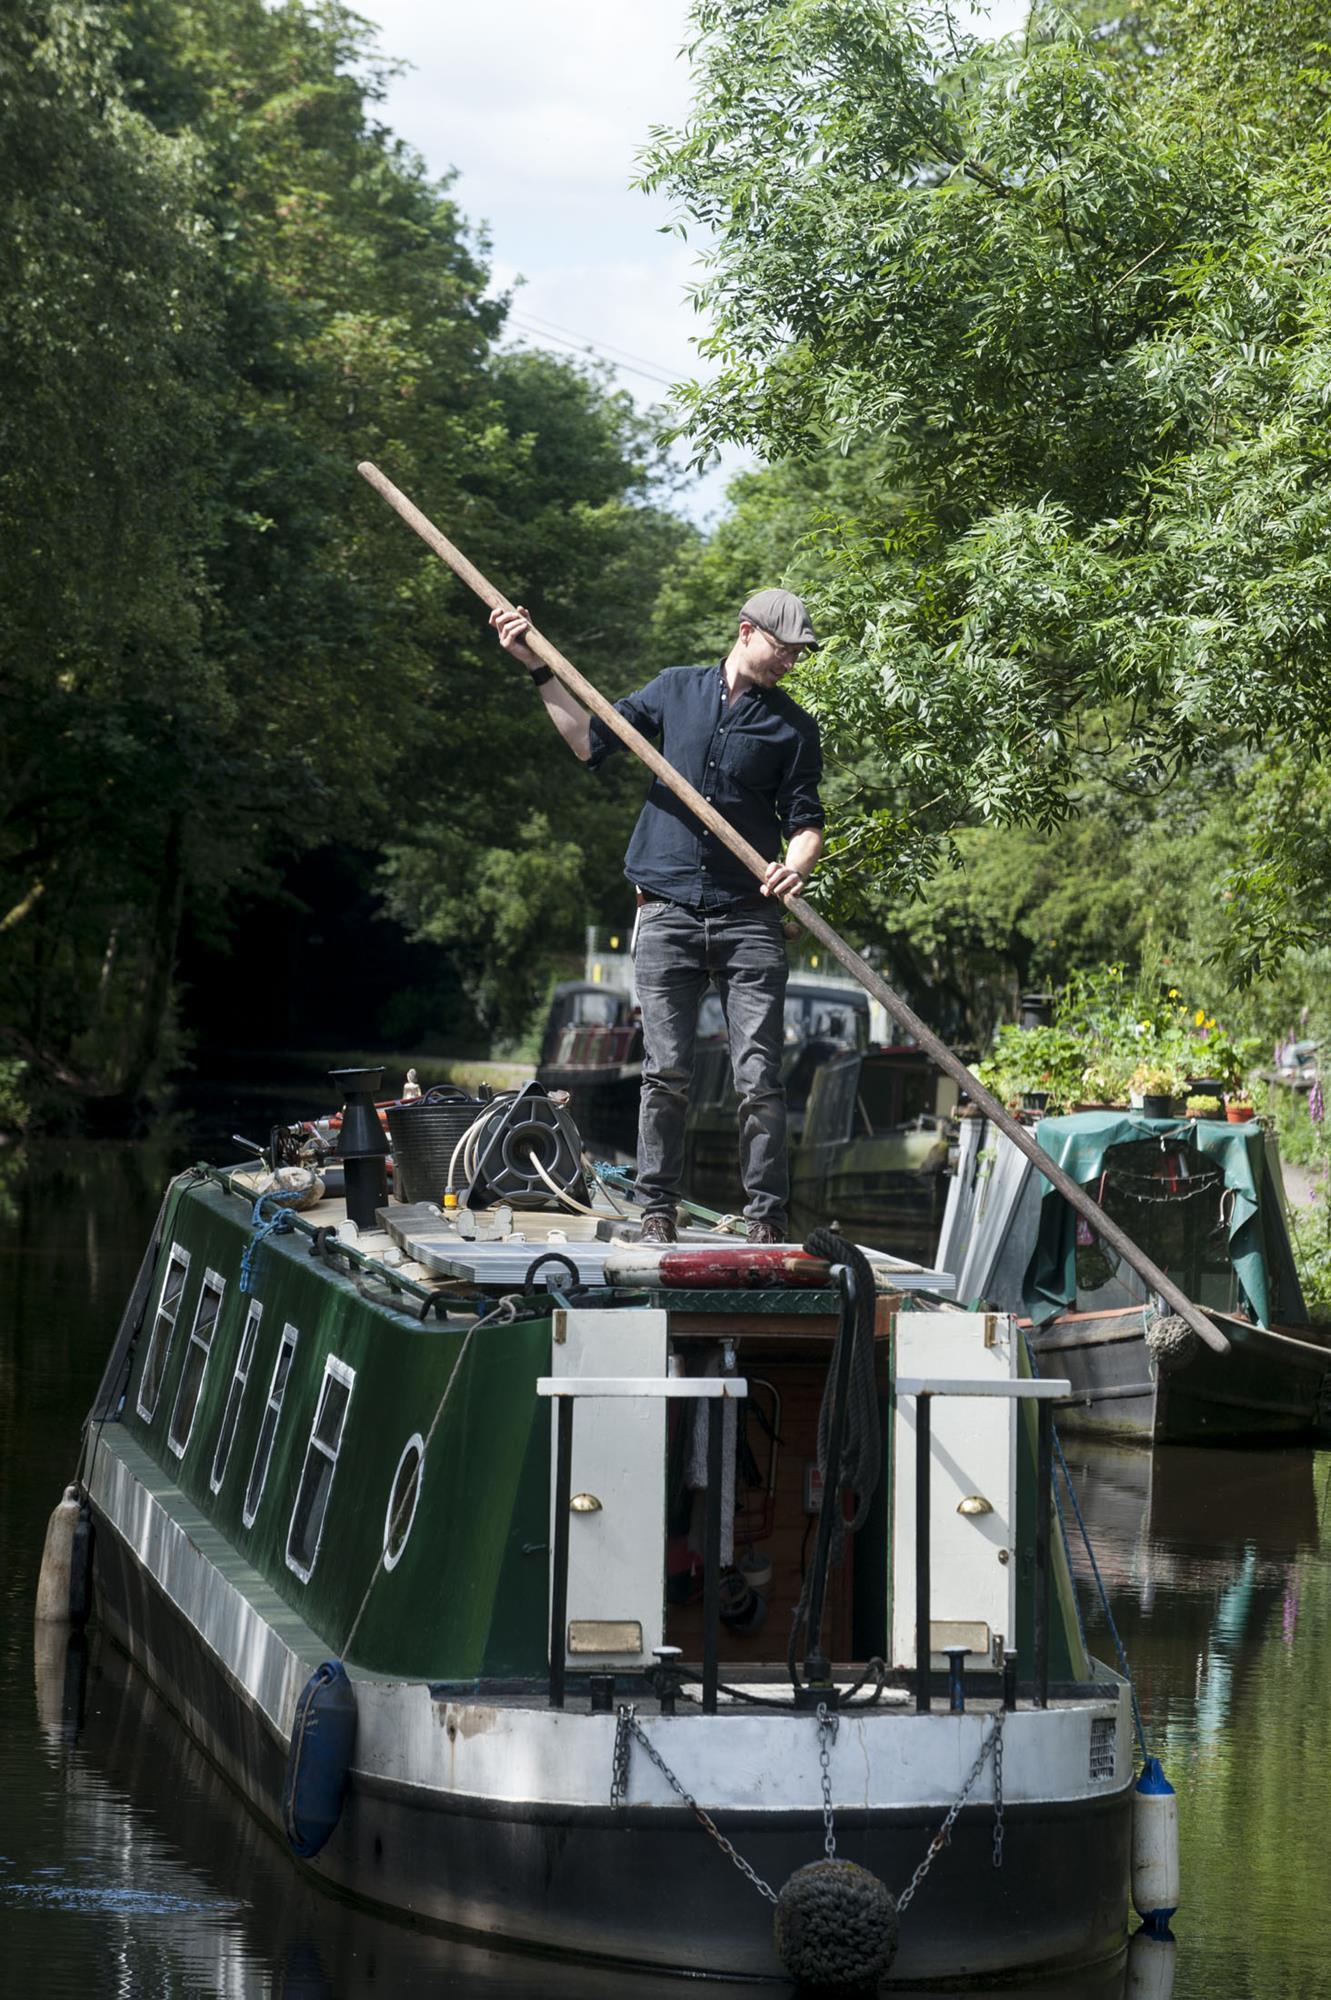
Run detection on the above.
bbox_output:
[217,1165,956,1308]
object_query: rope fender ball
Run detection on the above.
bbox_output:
[773,1859,900,1989]
[1144,1312,1200,1373]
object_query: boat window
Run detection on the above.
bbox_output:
[784,987,870,1050]
[688,1044,737,1111]
[286,1356,355,1582]
[136,1243,191,1423]
[857,1062,936,1135]
[167,1268,225,1458]
[383,1433,425,1570]
[243,1324,299,1529]
[571,990,623,1028]
[1073,1140,1238,1316]
[808,1061,858,1144]
[785,1040,834,1115]
[210,1300,263,1493]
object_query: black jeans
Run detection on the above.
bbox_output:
[633,899,789,1223]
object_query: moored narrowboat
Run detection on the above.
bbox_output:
[789,1046,959,1260]
[936,1109,1331,1445]
[66,1088,1140,1984]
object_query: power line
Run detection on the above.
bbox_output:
[511,307,682,382]
[504,314,680,392]
[505,317,677,389]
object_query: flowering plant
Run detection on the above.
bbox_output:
[1130,1061,1185,1098]
[975,965,1263,1115]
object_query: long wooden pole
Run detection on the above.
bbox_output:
[358,460,1228,1357]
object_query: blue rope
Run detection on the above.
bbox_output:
[1024,1335,1151,1765]
[239,1190,298,1295]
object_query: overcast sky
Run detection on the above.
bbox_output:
[356,0,1029,520]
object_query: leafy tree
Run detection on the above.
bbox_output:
[0,0,218,1104]
[379,350,693,1037]
[640,0,1331,981]
[1,0,691,1107]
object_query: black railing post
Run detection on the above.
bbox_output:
[915,1390,932,1713]
[702,1393,723,1715]
[1034,1398,1052,1709]
[549,1394,573,1709]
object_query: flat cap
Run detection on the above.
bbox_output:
[740,587,818,649]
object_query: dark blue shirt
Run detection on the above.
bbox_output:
[587,663,824,908]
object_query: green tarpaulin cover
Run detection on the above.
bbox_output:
[1023,1111,1270,1328]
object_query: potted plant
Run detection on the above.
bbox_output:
[1130,1063,1183,1119]
[975,1025,1085,1117]
[1185,1094,1223,1121]
[1078,1059,1132,1111]
[1226,1096,1256,1124]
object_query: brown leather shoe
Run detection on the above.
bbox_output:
[746,1219,787,1246]
[638,1212,678,1245]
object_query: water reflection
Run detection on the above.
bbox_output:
[1063,1438,1331,1999]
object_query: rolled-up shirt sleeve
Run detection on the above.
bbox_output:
[776,715,825,835]
[587,674,667,773]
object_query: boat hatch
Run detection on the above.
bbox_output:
[541,1295,1077,1698]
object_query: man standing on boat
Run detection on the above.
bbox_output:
[491,592,824,1244]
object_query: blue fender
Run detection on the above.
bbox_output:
[282,1659,358,1858]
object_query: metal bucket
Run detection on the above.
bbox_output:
[385,1088,482,1205]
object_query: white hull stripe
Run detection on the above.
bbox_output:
[89,1429,1133,1815]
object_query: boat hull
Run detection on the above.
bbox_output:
[89,1437,1132,1985]
[1026,1308,1331,1445]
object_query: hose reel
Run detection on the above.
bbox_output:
[465,1082,588,1210]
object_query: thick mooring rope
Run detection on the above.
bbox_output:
[787,1228,881,1687]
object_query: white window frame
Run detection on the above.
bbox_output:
[167,1267,226,1458]
[286,1355,356,1584]
[383,1432,426,1572]
[242,1323,299,1529]
[210,1299,263,1494]
[136,1243,191,1423]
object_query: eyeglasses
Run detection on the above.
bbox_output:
[753,625,805,659]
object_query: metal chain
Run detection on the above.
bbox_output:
[897,1710,1005,1916]
[613,1706,778,1905]
[991,1711,1005,1870]
[817,1702,838,1860]
[610,1702,633,1809]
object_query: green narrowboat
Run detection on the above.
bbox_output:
[68,1095,1139,1984]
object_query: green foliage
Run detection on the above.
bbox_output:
[1,0,689,1109]
[974,1024,1089,1110]
[975,962,1265,1109]
[381,812,587,1044]
[1267,1080,1331,1318]
[0,1062,31,1133]
[640,0,1331,976]
[1057,962,1262,1092]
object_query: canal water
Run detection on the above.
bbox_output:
[3,1140,1329,1997]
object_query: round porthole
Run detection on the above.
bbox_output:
[384,1433,425,1570]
